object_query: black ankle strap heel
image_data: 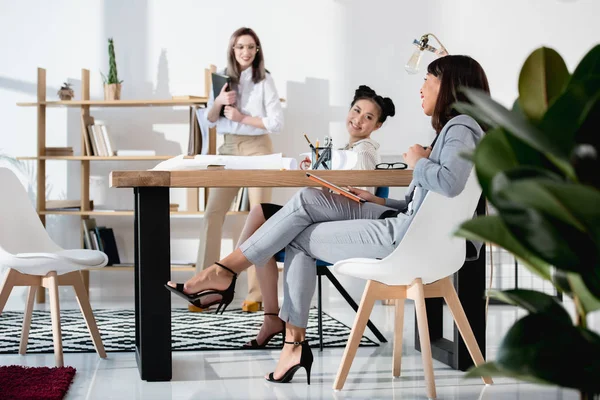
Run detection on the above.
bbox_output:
[164,261,237,314]
[266,339,313,385]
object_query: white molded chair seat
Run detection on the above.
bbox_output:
[332,171,492,399]
[0,167,108,367]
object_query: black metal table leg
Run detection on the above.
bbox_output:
[320,267,387,343]
[415,195,486,371]
[317,274,323,351]
[134,187,172,381]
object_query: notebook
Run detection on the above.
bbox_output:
[212,72,231,117]
[306,173,366,203]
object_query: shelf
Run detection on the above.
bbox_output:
[39,210,249,216]
[86,264,196,272]
[17,155,172,161]
[16,99,208,107]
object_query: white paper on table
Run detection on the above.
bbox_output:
[151,153,298,171]
[298,149,357,170]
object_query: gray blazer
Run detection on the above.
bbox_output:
[382,115,484,252]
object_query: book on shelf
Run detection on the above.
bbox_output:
[115,149,156,156]
[92,125,108,156]
[239,187,249,212]
[87,124,100,156]
[82,218,97,250]
[187,105,202,156]
[170,203,179,212]
[98,124,115,156]
[97,227,120,266]
[81,218,121,266]
[47,199,93,210]
[45,147,73,156]
[80,115,94,156]
[83,123,117,156]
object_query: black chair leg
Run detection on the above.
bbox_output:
[321,267,387,343]
[317,275,324,351]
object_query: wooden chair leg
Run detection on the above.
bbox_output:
[0,269,17,314]
[333,280,378,390]
[72,273,106,358]
[45,272,64,367]
[393,298,405,377]
[19,285,37,355]
[442,278,493,385]
[413,278,437,400]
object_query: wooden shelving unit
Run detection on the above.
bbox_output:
[17,67,222,303]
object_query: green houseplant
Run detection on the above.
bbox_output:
[453,44,600,399]
[101,38,123,100]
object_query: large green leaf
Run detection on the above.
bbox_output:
[518,47,570,122]
[494,314,600,392]
[491,178,600,297]
[487,289,571,322]
[466,314,600,391]
[472,129,562,204]
[539,45,600,165]
[455,215,551,281]
[461,88,574,176]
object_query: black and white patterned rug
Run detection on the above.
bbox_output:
[0,308,377,353]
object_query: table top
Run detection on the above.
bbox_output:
[110,169,413,188]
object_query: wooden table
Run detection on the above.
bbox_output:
[110,169,484,381]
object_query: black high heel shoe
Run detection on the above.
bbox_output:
[164,262,237,314]
[242,313,285,349]
[266,340,313,385]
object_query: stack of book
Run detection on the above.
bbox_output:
[230,188,249,212]
[82,123,157,157]
[84,124,114,156]
[45,147,73,156]
[170,203,179,212]
[82,218,120,266]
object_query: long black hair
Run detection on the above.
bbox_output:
[427,55,490,133]
[351,85,396,124]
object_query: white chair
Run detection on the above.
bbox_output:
[332,171,492,399]
[0,167,108,367]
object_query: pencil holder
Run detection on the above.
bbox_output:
[310,146,332,170]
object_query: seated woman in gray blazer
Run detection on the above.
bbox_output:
[167,54,490,384]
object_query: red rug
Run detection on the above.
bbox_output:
[0,366,76,400]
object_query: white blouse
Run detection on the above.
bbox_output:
[341,138,381,194]
[208,67,284,136]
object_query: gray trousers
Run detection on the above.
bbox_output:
[239,188,408,328]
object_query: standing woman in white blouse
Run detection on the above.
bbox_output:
[194,27,284,312]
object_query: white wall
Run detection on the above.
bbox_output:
[1,0,598,301]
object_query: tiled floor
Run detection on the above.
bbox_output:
[0,280,592,400]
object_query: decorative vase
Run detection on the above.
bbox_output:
[104,83,121,100]
[57,89,74,101]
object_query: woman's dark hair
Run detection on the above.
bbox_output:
[227,27,265,84]
[427,55,490,133]
[350,85,396,124]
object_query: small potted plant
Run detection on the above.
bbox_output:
[57,82,74,100]
[101,38,123,100]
